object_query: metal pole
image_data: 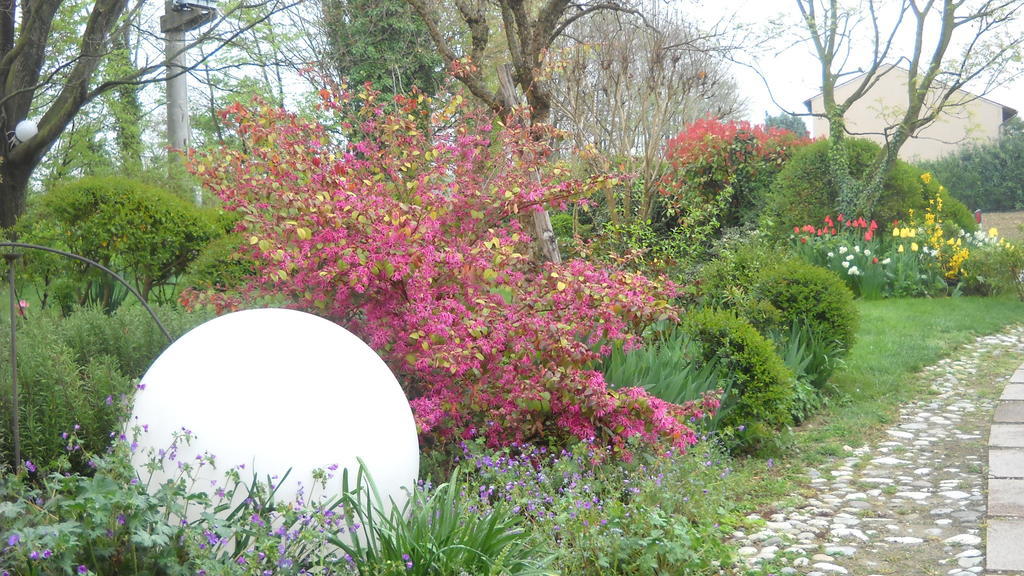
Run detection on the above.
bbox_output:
[0,243,173,344]
[166,19,196,204]
[4,253,20,473]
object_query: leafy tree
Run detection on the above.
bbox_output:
[792,0,1024,217]
[321,0,443,97]
[764,112,808,138]
[552,9,744,225]
[0,0,299,228]
[404,0,641,124]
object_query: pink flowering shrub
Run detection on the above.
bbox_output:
[184,89,717,453]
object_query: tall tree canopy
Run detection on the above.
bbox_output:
[0,0,294,228]
[404,0,640,124]
[322,0,443,97]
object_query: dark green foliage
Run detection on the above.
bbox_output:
[332,464,546,575]
[764,112,809,138]
[180,233,257,293]
[682,308,795,445]
[15,176,216,310]
[322,0,443,97]
[602,328,730,427]
[752,261,859,354]
[692,234,790,331]
[922,120,1024,211]
[767,138,977,233]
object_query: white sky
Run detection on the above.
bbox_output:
[684,0,1024,125]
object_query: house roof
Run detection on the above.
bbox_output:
[802,63,1018,121]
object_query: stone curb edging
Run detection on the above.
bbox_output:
[987,368,1024,573]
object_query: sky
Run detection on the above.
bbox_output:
[685,0,1024,127]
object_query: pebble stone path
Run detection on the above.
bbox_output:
[728,326,1024,576]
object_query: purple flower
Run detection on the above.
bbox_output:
[6,533,20,546]
[23,460,36,473]
[77,566,89,575]
[28,550,39,560]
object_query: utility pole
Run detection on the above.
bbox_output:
[161,0,217,204]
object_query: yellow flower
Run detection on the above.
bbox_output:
[892,227,901,237]
[911,242,919,252]
[898,244,905,253]
[989,227,999,238]
[921,172,933,185]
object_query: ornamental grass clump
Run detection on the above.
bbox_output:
[185,88,712,454]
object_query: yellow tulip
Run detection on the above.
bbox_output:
[989,227,999,238]
[911,242,919,252]
[898,244,905,253]
[892,227,901,237]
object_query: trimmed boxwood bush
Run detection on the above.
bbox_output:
[682,308,795,447]
[766,138,976,234]
[752,261,859,354]
[15,176,216,309]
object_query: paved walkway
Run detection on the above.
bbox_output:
[987,364,1024,573]
[728,327,1024,575]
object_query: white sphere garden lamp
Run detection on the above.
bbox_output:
[12,119,37,145]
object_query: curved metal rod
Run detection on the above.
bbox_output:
[0,242,173,343]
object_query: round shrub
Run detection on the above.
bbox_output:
[682,308,795,444]
[693,235,791,332]
[180,233,257,293]
[766,138,976,233]
[15,176,216,308]
[752,261,858,354]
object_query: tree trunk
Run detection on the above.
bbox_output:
[497,63,561,264]
[0,161,34,229]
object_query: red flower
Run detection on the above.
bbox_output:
[837,214,845,222]
[800,237,807,244]
[864,230,874,241]
[793,226,800,234]
[872,257,879,264]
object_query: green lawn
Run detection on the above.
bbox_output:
[730,295,1024,510]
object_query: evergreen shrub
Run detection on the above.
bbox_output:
[752,261,859,354]
[682,308,795,446]
[0,305,210,472]
[15,176,216,309]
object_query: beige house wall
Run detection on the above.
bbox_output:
[806,66,1010,163]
